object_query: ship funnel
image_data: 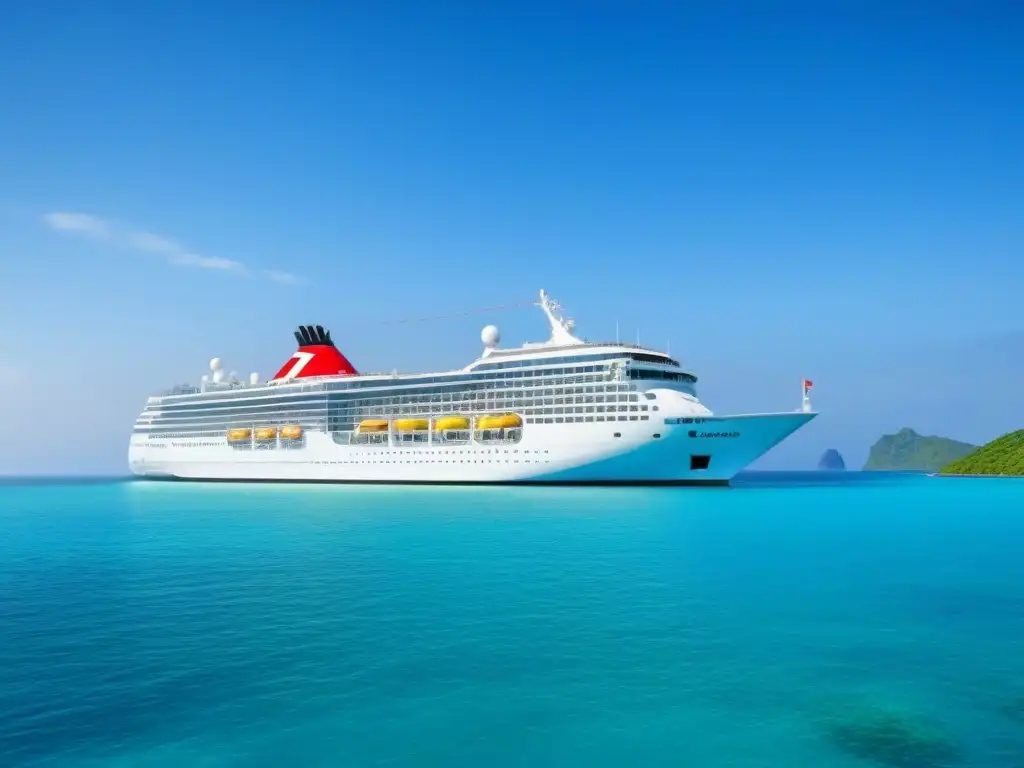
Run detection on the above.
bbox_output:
[271,325,358,382]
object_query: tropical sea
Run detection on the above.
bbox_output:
[1,472,1023,767]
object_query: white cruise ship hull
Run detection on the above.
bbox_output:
[129,291,819,486]
[129,411,815,486]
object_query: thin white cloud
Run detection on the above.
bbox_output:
[262,269,302,285]
[171,252,244,271]
[42,211,302,283]
[43,212,112,240]
[126,231,180,254]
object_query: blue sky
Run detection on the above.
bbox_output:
[1,2,1021,474]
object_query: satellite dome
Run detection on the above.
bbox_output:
[209,357,222,372]
[481,325,501,348]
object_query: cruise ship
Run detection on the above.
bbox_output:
[129,290,816,485]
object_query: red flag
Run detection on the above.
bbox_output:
[803,379,813,389]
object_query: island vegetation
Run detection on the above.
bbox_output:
[939,429,1024,477]
[863,427,975,472]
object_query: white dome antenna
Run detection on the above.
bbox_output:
[481,325,501,349]
[209,357,222,372]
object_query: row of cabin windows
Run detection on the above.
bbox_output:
[142,398,648,429]
[159,362,632,401]
[472,352,681,370]
[144,388,648,423]
[139,402,658,434]
[152,377,640,413]
[139,408,658,438]
[158,368,701,414]
[628,369,694,382]
[526,415,649,424]
[147,415,651,438]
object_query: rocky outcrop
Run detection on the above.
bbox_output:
[817,449,846,470]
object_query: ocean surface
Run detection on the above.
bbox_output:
[1,472,1023,767]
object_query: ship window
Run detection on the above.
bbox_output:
[613,432,621,438]
[690,454,711,470]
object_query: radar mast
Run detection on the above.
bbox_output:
[537,289,583,346]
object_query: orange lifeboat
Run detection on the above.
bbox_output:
[254,427,278,441]
[393,418,429,432]
[280,425,304,440]
[227,428,252,442]
[356,420,387,434]
[476,414,523,430]
[434,416,470,431]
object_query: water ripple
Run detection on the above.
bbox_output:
[1,474,1022,766]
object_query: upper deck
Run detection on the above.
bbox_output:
[150,289,695,406]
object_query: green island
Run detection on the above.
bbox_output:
[938,429,1024,477]
[863,427,976,472]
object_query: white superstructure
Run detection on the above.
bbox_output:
[128,290,816,485]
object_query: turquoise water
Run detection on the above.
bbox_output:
[1,473,1023,767]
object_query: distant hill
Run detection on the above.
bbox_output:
[863,428,976,472]
[939,430,1024,477]
[818,449,846,470]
